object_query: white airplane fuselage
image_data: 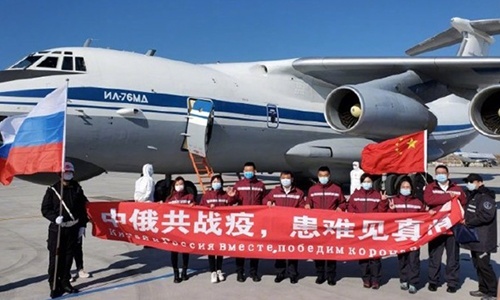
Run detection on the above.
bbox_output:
[0,47,478,182]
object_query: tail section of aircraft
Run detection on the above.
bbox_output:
[406,17,500,56]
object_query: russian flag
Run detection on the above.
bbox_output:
[0,85,67,185]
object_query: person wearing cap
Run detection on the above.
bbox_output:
[423,164,467,294]
[350,161,363,195]
[461,174,497,300]
[41,162,89,298]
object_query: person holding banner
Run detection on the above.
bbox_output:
[348,173,388,289]
[305,166,346,286]
[423,165,466,294]
[200,174,237,283]
[264,171,306,284]
[388,176,425,294]
[165,176,195,283]
[41,162,89,298]
[232,162,266,282]
[461,173,497,300]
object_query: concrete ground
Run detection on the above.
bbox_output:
[0,166,499,300]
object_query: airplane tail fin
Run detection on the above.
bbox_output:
[406,17,500,57]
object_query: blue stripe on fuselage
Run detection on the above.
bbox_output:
[0,87,472,133]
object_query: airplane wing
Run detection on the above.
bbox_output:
[405,28,461,56]
[292,57,500,95]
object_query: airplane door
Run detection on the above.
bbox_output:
[182,98,214,157]
[266,104,279,128]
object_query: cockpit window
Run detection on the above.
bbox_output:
[62,57,73,71]
[37,56,58,68]
[11,55,42,69]
[75,57,86,71]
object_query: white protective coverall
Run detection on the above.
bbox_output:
[134,164,155,202]
[350,161,364,195]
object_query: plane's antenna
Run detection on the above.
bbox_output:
[83,38,93,47]
[145,49,156,56]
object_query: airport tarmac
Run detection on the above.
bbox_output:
[1,166,499,300]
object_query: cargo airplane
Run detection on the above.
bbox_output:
[0,17,500,193]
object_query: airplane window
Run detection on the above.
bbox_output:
[37,57,58,68]
[11,55,42,69]
[64,51,73,55]
[52,51,61,54]
[62,57,73,71]
[75,57,86,71]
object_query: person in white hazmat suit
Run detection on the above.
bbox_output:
[134,164,155,202]
[350,161,364,195]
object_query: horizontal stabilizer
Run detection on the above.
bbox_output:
[406,18,500,56]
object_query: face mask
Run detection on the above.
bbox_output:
[318,176,329,185]
[400,188,411,196]
[361,182,372,190]
[212,182,222,190]
[175,185,184,192]
[243,171,254,179]
[281,179,292,187]
[435,174,447,183]
[63,172,73,181]
[466,182,476,191]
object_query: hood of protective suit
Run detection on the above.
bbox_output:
[142,164,154,177]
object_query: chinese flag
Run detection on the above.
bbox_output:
[361,130,427,174]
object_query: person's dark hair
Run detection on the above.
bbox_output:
[244,162,256,169]
[396,176,415,196]
[210,174,224,185]
[317,166,330,173]
[435,164,449,173]
[280,170,294,178]
[169,176,185,198]
[360,173,374,183]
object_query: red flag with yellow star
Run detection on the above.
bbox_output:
[361,130,427,174]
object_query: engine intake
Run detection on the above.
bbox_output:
[324,85,437,139]
[470,85,500,140]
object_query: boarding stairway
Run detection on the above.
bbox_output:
[182,98,216,194]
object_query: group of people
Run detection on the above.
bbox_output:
[42,161,498,300]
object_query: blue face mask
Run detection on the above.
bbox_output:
[361,182,372,190]
[466,182,476,191]
[318,176,329,185]
[281,178,292,187]
[400,188,411,196]
[212,182,222,190]
[435,174,448,183]
[243,171,254,179]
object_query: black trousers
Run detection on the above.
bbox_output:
[208,255,223,272]
[74,236,84,270]
[471,251,498,296]
[397,249,420,285]
[171,252,189,269]
[275,259,298,277]
[47,226,78,290]
[235,258,259,275]
[428,234,459,287]
[314,260,336,277]
[359,259,381,283]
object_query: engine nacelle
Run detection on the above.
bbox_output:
[324,85,437,139]
[470,85,500,140]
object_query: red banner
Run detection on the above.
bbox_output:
[87,199,462,260]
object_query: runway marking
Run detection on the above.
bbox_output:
[0,215,41,222]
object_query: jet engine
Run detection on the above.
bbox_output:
[324,85,437,139]
[469,85,500,140]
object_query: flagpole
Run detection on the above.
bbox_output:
[52,80,69,292]
[424,129,428,174]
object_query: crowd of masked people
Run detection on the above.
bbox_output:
[41,161,498,300]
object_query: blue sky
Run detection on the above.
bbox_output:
[1,0,500,152]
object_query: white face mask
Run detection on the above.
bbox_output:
[63,172,73,181]
[175,185,184,192]
[281,178,292,187]
[466,182,476,191]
